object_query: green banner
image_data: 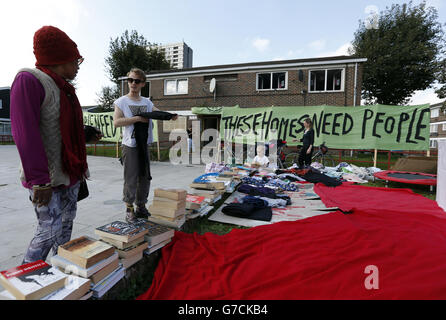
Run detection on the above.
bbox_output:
[191,106,224,115]
[83,111,158,143]
[220,105,430,150]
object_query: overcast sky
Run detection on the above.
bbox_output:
[0,0,444,106]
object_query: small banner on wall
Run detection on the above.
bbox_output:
[83,111,158,143]
[219,104,430,150]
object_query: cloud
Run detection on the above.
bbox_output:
[252,37,270,52]
[0,0,87,88]
[272,49,305,61]
[425,0,443,10]
[316,42,353,58]
[409,86,444,105]
[308,39,326,51]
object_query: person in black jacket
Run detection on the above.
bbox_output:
[298,118,314,168]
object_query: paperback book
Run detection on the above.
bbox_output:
[0,260,67,300]
[95,221,148,243]
[58,236,115,269]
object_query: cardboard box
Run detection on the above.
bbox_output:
[391,156,437,174]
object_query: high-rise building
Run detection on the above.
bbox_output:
[158,42,193,69]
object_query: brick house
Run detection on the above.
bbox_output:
[429,100,446,149]
[118,55,366,146]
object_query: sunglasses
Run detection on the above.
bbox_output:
[128,78,143,84]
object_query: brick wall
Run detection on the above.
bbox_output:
[148,65,363,111]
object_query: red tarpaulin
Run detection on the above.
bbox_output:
[137,185,446,300]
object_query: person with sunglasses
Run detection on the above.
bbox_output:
[10,26,102,265]
[113,68,178,223]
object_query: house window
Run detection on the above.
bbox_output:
[430,124,438,133]
[430,140,438,148]
[431,108,439,118]
[0,99,2,110]
[163,116,187,133]
[141,81,150,98]
[0,122,11,135]
[309,68,344,92]
[443,123,446,131]
[164,79,188,95]
[257,72,287,90]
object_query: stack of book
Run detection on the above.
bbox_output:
[185,194,213,219]
[50,236,123,299]
[95,221,148,270]
[190,188,224,204]
[147,188,187,229]
[132,219,175,255]
[216,172,234,182]
[0,260,91,300]
[190,180,226,191]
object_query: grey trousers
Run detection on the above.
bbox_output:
[122,145,151,207]
[23,181,80,264]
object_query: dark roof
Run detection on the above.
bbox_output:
[145,55,366,76]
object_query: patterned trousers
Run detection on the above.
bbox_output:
[22,181,80,264]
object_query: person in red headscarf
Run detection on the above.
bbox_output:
[10,26,102,264]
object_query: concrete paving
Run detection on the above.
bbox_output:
[0,145,205,274]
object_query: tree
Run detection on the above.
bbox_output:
[96,85,120,111]
[97,30,171,108]
[105,30,171,84]
[350,1,445,105]
[435,53,446,99]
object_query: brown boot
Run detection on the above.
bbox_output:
[125,203,136,223]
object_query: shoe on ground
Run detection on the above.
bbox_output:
[125,205,137,223]
[135,205,150,219]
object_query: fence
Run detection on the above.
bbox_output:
[86,140,172,162]
[86,139,438,171]
[0,135,14,144]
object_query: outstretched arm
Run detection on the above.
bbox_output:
[113,104,148,128]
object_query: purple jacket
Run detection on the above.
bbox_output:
[10,71,79,189]
[10,72,51,189]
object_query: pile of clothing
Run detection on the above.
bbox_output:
[221,171,298,222]
[312,162,382,184]
[276,167,343,187]
[219,164,354,222]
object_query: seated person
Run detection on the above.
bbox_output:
[252,145,270,167]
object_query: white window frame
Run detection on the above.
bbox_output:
[431,108,439,118]
[443,123,446,131]
[164,78,188,95]
[430,139,438,148]
[308,68,345,93]
[431,124,438,133]
[256,71,288,91]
